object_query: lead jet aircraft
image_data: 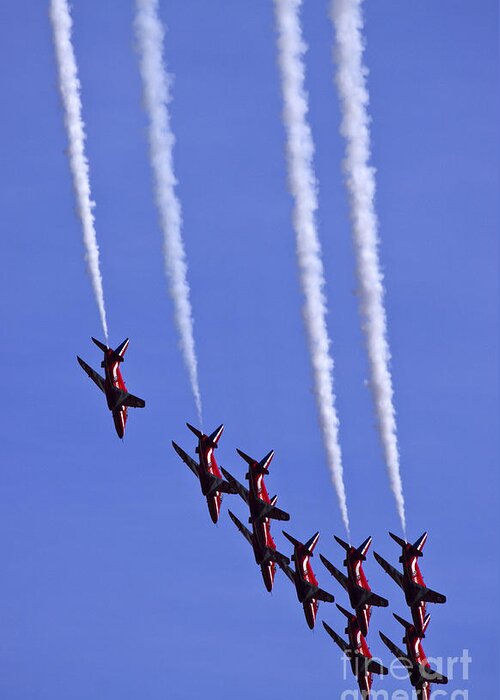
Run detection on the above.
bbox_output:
[380,613,448,700]
[278,531,335,629]
[320,536,388,637]
[172,424,235,524]
[323,605,388,700]
[221,448,290,591]
[374,532,446,636]
[77,337,145,438]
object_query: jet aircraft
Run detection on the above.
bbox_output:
[374,532,446,636]
[320,535,388,637]
[227,510,290,592]
[323,604,388,699]
[77,337,145,438]
[221,448,290,591]
[380,613,448,700]
[278,531,335,629]
[172,423,235,523]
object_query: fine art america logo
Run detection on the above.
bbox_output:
[339,650,472,699]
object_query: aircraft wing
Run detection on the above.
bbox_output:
[172,441,200,479]
[315,586,335,603]
[421,585,447,605]
[365,590,389,607]
[276,559,296,583]
[419,666,448,685]
[220,467,250,504]
[366,658,389,676]
[114,388,145,409]
[77,356,105,392]
[322,621,349,653]
[228,510,253,547]
[379,632,410,670]
[123,392,145,408]
[267,504,290,521]
[270,549,291,569]
[216,477,237,495]
[320,554,349,590]
[374,552,404,588]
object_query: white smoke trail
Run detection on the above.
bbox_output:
[49,0,108,340]
[330,0,406,533]
[134,0,202,422]
[274,0,350,536]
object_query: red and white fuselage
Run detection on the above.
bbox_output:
[399,615,436,700]
[344,612,375,698]
[247,461,276,590]
[398,533,429,634]
[282,532,329,630]
[101,342,129,438]
[192,427,226,524]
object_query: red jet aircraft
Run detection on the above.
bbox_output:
[320,535,388,637]
[380,613,448,700]
[172,424,235,524]
[221,448,290,592]
[278,531,335,629]
[374,532,446,636]
[323,604,388,699]
[77,337,145,438]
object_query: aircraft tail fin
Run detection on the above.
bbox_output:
[208,424,224,447]
[357,536,372,559]
[389,531,408,549]
[258,449,274,474]
[236,448,254,466]
[114,338,130,359]
[282,530,302,551]
[304,531,320,555]
[91,337,108,353]
[422,613,432,634]
[334,535,350,552]
[390,531,427,558]
[393,612,412,631]
[413,532,428,553]
[283,530,319,556]
[237,448,274,475]
[393,611,432,638]
[186,423,203,440]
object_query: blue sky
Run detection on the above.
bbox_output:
[0,1,497,698]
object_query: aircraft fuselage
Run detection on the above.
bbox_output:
[196,436,223,523]
[294,551,319,629]
[100,350,129,437]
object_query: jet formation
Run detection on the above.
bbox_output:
[170,422,448,699]
[75,352,448,699]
